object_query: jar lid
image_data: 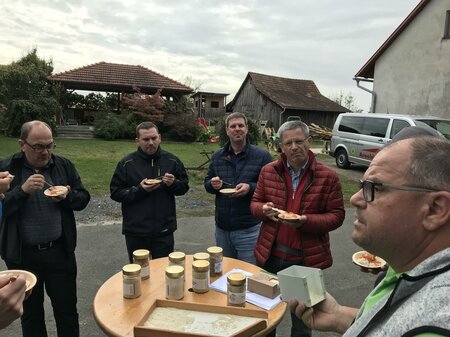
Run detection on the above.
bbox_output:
[165,265,184,278]
[133,249,150,259]
[122,263,141,276]
[192,260,209,272]
[193,252,210,261]
[206,246,223,255]
[168,251,186,262]
[227,272,246,285]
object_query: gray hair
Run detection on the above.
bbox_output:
[20,120,52,140]
[225,112,247,127]
[407,137,450,191]
[136,121,159,138]
[277,120,309,142]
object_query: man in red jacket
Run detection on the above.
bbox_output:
[251,120,345,337]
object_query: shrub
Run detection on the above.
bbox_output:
[94,113,128,140]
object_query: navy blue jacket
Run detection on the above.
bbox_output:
[204,142,272,231]
[110,147,189,237]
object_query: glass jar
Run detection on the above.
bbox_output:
[122,264,142,299]
[206,246,223,276]
[133,249,150,280]
[227,272,246,307]
[192,260,210,293]
[193,252,210,284]
[165,265,184,300]
[168,251,186,268]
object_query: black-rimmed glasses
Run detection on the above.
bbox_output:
[23,140,56,153]
[359,179,440,203]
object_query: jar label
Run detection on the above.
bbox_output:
[123,283,135,297]
[215,262,223,273]
[192,278,209,290]
[228,291,246,304]
[141,266,149,278]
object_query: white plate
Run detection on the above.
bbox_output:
[352,251,387,269]
[43,185,68,197]
[0,269,37,294]
[219,188,236,195]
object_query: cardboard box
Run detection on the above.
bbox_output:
[247,272,280,299]
[134,299,268,337]
[277,265,326,307]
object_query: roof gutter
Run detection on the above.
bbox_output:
[353,77,376,113]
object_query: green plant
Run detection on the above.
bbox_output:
[93,113,128,140]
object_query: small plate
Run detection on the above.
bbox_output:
[44,185,68,197]
[352,251,387,269]
[278,212,301,222]
[144,178,162,185]
[219,188,237,195]
[0,269,37,294]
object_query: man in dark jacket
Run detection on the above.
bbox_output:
[204,112,272,264]
[251,120,345,337]
[0,120,90,337]
[110,121,189,262]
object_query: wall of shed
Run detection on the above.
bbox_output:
[373,0,450,118]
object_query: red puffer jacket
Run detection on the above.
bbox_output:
[251,151,345,269]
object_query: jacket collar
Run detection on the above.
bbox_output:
[137,146,161,160]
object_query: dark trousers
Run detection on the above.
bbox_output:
[263,255,312,337]
[125,233,174,263]
[6,242,79,337]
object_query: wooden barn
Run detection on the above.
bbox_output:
[227,72,349,130]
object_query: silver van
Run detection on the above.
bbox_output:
[329,113,450,169]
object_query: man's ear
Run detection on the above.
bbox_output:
[423,192,450,231]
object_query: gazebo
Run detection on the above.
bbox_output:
[48,61,193,125]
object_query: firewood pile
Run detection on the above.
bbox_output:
[309,123,333,140]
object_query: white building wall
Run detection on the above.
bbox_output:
[373,0,450,118]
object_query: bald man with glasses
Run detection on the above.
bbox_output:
[289,137,450,337]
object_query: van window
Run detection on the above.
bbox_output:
[362,118,389,137]
[338,116,363,134]
[390,119,411,139]
[416,119,450,139]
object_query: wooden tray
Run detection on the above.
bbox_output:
[134,299,268,337]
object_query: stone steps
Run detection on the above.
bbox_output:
[56,125,95,139]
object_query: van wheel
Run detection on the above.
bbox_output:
[336,149,350,169]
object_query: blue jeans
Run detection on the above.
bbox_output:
[215,223,261,264]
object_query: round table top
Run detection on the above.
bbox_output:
[93,255,287,337]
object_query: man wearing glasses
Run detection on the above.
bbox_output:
[0,120,90,337]
[251,120,345,337]
[289,137,450,336]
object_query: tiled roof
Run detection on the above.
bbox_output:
[247,72,348,112]
[355,0,429,79]
[48,62,192,94]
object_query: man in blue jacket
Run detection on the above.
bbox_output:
[204,112,272,264]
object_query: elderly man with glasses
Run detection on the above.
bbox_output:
[0,120,90,337]
[251,120,345,337]
[289,136,450,336]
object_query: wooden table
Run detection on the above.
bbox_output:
[93,256,287,336]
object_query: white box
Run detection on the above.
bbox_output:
[276,265,326,307]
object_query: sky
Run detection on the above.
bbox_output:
[0,0,420,112]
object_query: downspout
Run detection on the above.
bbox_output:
[279,108,286,131]
[353,77,376,113]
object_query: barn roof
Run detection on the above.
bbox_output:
[236,72,348,112]
[355,0,430,79]
[48,61,193,96]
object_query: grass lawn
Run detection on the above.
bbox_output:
[0,136,358,206]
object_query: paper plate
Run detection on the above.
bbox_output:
[43,185,68,197]
[0,269,37,294]
[144,178,162,185]
[219,188,237,195]
[352,251,387,269]
[278,212,301,222]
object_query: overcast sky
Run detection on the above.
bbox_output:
[0,0,420,112]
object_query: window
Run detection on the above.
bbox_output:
[338,116,364,134]
[362,118,389,137]
[390,120,411,139]
[445,10,450,38]
[210,101,219,108]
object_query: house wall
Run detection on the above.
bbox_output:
[373,0,450,118]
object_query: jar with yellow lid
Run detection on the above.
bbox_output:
[168,251,186,268]
[132,249,151,280]
[122,264,142,299]
[192,260,210,293]
[227,272,246,307]
[206,246,223,276]
[193,252,210,284]
[165,265,184,300]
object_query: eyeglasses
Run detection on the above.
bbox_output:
[281,138,308,147]
[23,140,56,153]
[359,179,440,202]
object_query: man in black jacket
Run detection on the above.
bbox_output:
[0,120,90,337]
[110,122,189,262]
